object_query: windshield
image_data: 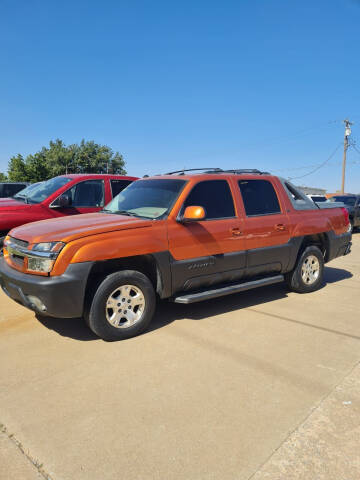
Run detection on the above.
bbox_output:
[19,177,72,204]
[14,182,42,199]
[330,196,356,206]
[104,179,186,219]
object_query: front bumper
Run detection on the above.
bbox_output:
[0,258,94,318]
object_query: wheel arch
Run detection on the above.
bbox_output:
[288,233,329,271]
[84,252,172,312]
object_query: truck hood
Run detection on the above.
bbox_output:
[0,198,32,210]
[10,212,152,244]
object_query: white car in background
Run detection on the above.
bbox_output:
[306,194,328,203]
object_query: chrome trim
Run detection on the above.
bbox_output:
[6,242,59,259]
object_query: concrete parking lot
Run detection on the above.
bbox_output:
[1,235,360,480]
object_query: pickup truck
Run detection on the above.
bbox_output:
[329,194,360,232]
[0,168,352,341]
[0,174,137,247]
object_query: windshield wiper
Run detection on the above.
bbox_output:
[101,209,151,219]
[117,210,139,217]
[117,210,151,219]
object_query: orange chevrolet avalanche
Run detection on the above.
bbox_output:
[0,168,352,341]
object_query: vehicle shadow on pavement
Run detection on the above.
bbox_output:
[148,283,289,334]
[149,266,353,334]
[323,266,353,283]
[36,314,98,341]
[34,266,352,341]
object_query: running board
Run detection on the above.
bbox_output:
[173,275,284,304]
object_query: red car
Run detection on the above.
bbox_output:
[0,174,137,247]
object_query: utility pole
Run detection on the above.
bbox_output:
[341,119,353,194]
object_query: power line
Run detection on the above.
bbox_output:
[288,143,343,180]
[350,141,360,156]
[243,119,341,153]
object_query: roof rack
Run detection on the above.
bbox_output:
[163,168,270,175]
[219,169,270,175]
[164,168,222,175]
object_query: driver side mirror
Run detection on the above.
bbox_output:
[52,194,72,208]
[181,206,206,222]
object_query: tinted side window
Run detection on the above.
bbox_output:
[4,184,26,197]
[65,180,105,207]
[183,180,235,219]
[238,180,281,216]
[110,180,132,197]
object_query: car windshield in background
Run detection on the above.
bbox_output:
[13,182,42,200]
[21,177,72,204]
[330,196,356,206]
[104,179,186,219]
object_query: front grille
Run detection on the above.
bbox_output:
[10,254,25,268]
[7,237,28,268]
[9,236,29,249]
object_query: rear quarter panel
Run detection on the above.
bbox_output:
[288,207,347,237]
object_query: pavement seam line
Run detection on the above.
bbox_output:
[246,355,360,480]
[0,422,54,480]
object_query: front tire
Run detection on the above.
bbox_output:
[86,270,156,341]
[285,245,324,293]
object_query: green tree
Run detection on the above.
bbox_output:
[7,154,30,181]
[0,172,7,181]
[73,140,126,174]
[46,139,76,177]
[7,140,127,182]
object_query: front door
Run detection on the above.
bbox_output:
[50,179,105,217]
[167,179,246,294]
[237,178,291,276]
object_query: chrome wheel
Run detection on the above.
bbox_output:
[105,284,145,329]
[301,255,320,285]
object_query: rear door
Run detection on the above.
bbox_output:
[237,178,291,276]
[167,179,246,293]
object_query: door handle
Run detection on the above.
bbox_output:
[231,227,242,236]
[275,224,286,231]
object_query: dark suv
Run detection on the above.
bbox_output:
[0,182,29,198]
[329,195,360,231]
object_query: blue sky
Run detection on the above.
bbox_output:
[1,0,359,192]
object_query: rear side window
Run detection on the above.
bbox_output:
[110,179,132,197]
[183,180,235,219]
[238,180,281,216]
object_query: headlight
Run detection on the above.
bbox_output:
[27,257,55,273]
[26,242,65,273]
[32,242,65,253]
[5,237,66,275]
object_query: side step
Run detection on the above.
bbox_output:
[173,275,284,304]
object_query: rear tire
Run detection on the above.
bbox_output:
[285,245,324,293]
[86,270,156,341]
